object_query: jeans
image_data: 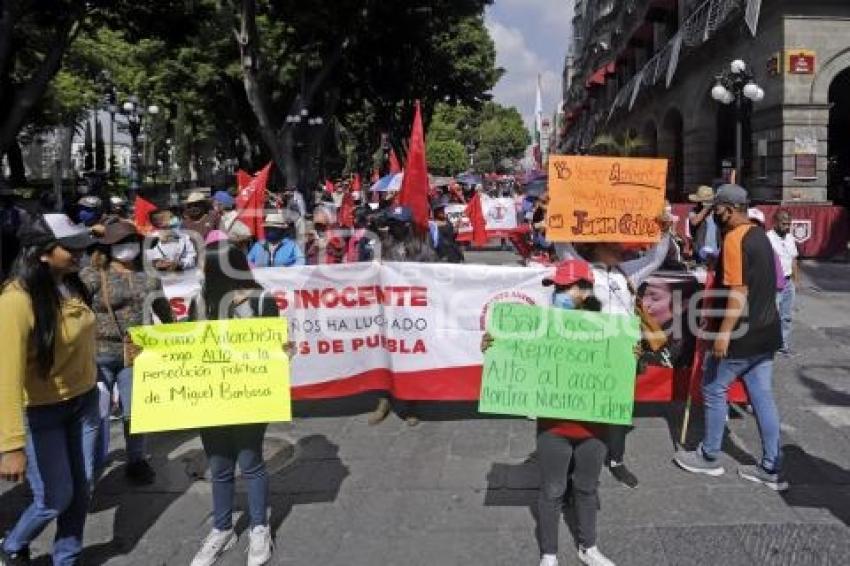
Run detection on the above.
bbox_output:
[200,424,268,531]
[701,353,782,472]
[537,431,606,553]
[2,388,100,566]
[777,280,795,353]
[95,354,145,471]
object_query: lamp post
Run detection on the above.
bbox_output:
[120,95,159,201]
[710,59,765,183]
[286,108,323,188]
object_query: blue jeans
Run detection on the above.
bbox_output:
[95,354,145,471]
[701,353,782,472]
[199,424,268,531]
[777,280,795,353]
[3,387,100,565]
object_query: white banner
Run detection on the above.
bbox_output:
[158,262,550,399]
[445,196,518,236]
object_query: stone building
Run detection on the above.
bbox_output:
[559,0,850,204]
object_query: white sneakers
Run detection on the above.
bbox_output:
[191,528,237,566]
[578,545,616,566]
[190,526,273,566]
[247,525,273,566]
[539,554,559,566]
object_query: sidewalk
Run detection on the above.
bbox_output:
[1,259,849,565]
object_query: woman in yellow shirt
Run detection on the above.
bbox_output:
[0,214,99,566]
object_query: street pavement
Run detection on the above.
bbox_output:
[2,250,850,565]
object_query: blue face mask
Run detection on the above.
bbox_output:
[265,228,285,243]
[78,208,99,226]
[169,217,181,229]
[552,292,575,310]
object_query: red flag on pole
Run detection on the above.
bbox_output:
[398,100,430,232]
[236,169,252,191]
[133,196,158,235]
[352,173,362,192]
[338,185,355,228]
[389,149,402,174]
[464,192,488,247]
[236,162,271,240]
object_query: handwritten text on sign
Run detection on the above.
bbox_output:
[546,155,667,243]
[478,303,639,425]
[129,318,291,433]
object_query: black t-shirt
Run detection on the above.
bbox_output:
[713,224,782,357]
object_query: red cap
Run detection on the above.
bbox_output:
[542,259,594,287]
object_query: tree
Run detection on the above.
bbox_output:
[427,140,467,175]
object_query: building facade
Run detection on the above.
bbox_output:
[559,0,850,204]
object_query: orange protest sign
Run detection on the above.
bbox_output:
[545,155,668,243]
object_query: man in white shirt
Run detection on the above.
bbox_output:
[145,209,198,272]
[766,210,798,355]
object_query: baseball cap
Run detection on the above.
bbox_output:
[19,213,95,250]
[212,190,235,207]
[542,260,594,287]
[98,221,140,245]
[386,205,412,223]
[747,207,765,225]
[78,195,102,209]
[713,184,749,206]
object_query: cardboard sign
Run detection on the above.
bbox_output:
[129,318,291,433]
[546,155,667,243]
[478,303,639,425]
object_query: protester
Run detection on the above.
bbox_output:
[213,190,252,247]
[430,201,464,263]
[304,208,345,265]
[80,222,173,485]
[246,212,305,267]
[767,210,799,355]
[182,191,221,242]
[687,185,721,263]
[283,187,307,219]
[559,219,672,489]
[145,208,197,272]
[76,196,104,228]
[346,206,380,262]
[674,184,786,491]
[482,260,614,566]
[368,205,438,427]
[104,196,131,225]
[0,214,99,565]
[188,242,279,566]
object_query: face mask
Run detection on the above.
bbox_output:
[169,217,181,229]
[552,292,576,310]
[78,208,99,226]
[265,228,285,243]
[111,242,140,262]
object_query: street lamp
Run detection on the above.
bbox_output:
[286,107,324,187]
[711,59,765,182]
[120,95,159,201]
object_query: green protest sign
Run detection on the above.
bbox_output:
[478,303,640,425]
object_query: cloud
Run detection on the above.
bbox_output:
[485,18,562,129]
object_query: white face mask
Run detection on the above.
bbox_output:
[111,242,140,262]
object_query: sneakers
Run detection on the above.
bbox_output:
[125,459,156,486]
[367,397,391,425]
[246,525,273,566]
[608,461,639,488]
[578,545,616,566]
[539,554,559,566]
[0,541,30,565]
[191,528,237,566]
[673,448,725,477]
[738,465,789,492]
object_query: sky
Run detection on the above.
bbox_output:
[485,0,574,131]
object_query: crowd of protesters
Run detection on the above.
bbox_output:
[0,172,799,566]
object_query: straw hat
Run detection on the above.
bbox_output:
[184,191,208,204]
[688,185,715,203]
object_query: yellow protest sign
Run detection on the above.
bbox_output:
[128,318,291,433]
[546,155,668,243]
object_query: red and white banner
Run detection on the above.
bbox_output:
[157,263,696,403]
[447,196,518,240]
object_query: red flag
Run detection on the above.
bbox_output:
[324,179,335,194]
[464,192,488,247]
[389,149,402,174]
[133,196,157,234]
[236,162,272,240]
[398,100,430,232]
[236,169,252,191]
[352,173,362,192]
[338,185,355,228]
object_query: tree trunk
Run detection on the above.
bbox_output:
[7,139,25,185]
[0,12,81,157]
[0,1,21,103]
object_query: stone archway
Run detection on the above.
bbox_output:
[828,67,850,205]
[660,107,685,201]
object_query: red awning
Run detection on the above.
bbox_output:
[585,62,616,88]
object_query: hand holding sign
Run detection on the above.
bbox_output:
[546,156,668,243]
